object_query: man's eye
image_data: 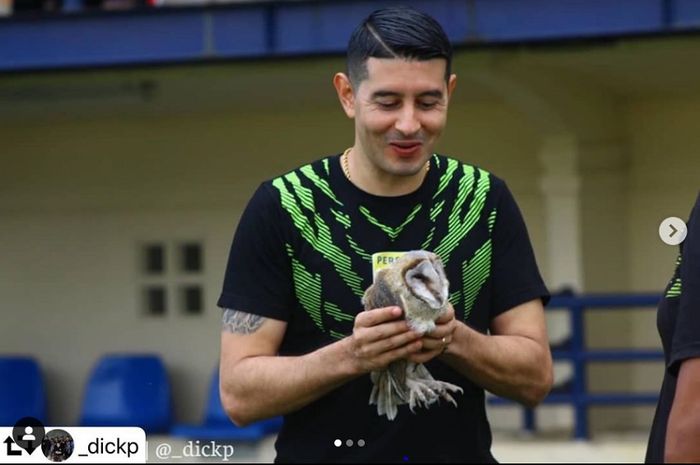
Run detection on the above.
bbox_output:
[377,101,399,109]
[419,101,439,109]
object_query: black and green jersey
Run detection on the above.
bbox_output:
[219,153,548,463]
[647,193,700,463]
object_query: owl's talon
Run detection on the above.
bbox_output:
[407,384,435,412]
[442,392,457,407]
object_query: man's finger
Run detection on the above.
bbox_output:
[406,347,443,364]
[356,319,415,345]
[376,339,424,366]
[355,306,402,328]
[435,305,455,324]
[425,322,456,339]
[360,328,422,357]
[420,335,451,351]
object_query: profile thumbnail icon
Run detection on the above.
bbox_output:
[12,416,45,454]
[41,429,74,462]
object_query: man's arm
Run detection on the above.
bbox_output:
[417,299,552,407]
[219,307,424,426]
[665,357,700,462]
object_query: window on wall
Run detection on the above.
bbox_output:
[139,241,205,317]
[181,242,202,273]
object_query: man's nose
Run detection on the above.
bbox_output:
[394,106,421,135]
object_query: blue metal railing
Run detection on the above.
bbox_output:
[488,293,663,439]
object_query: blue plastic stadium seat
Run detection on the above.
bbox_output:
[80,354,171,434]
[171,368,281,440]
[0,356,46,425]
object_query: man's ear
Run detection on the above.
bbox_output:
[447,74,457,100]
[333,72,356,118]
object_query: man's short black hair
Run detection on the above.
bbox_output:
[347,6,453,86]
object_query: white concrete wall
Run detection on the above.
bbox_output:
[0,107,347,425]
[0,209,226,425]
[626,97,700,292]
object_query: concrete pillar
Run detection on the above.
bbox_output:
[539,133,584,295]
[538,133,584,405]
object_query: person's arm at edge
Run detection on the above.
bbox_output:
[665,195,700,461]
[665,357,700,461]
[437,299,553,407]
[220,307,424,426]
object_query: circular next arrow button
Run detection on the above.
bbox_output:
[659,217,688,246]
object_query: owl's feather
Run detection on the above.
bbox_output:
[362,250,463,420]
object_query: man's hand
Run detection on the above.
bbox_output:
[407,303,458,364]
[346,306,423,374]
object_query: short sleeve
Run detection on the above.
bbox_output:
[217,182,295,321]
[669,193,700,373]
[490,179,550,317]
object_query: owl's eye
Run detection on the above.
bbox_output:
[412,273,429,284]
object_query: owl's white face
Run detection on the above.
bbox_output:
[402,253,449,310]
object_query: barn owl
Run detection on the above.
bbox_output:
[361,250,463,420]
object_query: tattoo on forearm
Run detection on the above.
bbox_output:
[222,309,265,334]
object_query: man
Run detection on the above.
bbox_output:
[218,6,552,462]
[646,193,700,463]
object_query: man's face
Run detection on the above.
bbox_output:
[350,57,456,178]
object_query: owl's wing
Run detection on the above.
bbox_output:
[361,271,402,311]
